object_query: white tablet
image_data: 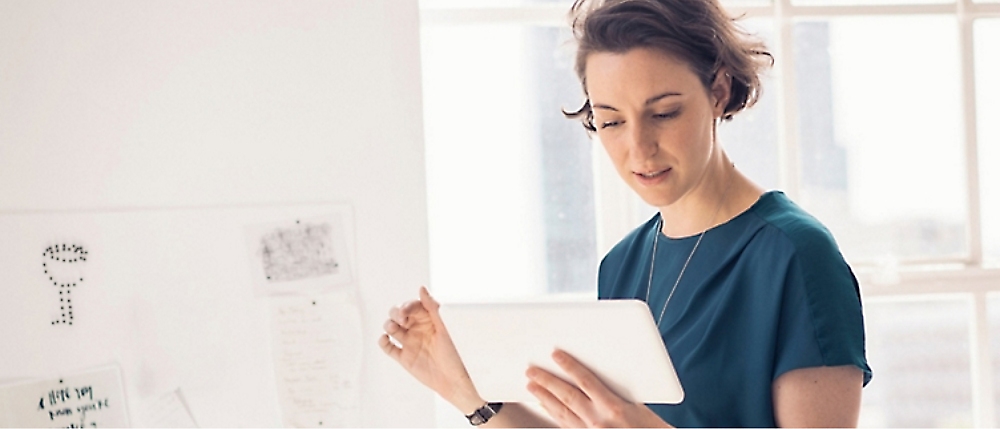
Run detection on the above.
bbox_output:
[438,299,684,404]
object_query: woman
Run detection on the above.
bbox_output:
[379,0,872,426]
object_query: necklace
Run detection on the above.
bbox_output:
[645,176,734,328]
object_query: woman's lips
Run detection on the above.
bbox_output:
[633,168,671,186]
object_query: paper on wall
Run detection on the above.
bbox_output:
[245,214,354,297]
[133,388,197,428]
[270,290,363,427]
[0,365,129,428]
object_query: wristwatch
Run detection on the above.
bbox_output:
[465,402,503,426]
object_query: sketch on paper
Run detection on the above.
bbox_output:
[42,243,88,326]
[245,213,354,297]
[258,221,339,282]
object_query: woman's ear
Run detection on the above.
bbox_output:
[710,68,732,118]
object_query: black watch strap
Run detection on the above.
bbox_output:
[465,402,503,426]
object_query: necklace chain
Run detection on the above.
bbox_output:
[645,174,734,328]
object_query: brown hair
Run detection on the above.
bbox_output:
[564,0,773,131]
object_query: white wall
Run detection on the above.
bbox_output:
[0,1,435,426]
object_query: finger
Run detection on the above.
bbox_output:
[526,366,594,419]
[418,286,446,327]
[384,319,426,349]
[378,333,403,362]
[527,380,587,428]
[552,349,624,408]
[389,303,401,322]
[390,301,418,327]
[393,285,436,326]
[382,318,408,339]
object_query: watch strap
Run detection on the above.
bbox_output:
[465,402,503,426]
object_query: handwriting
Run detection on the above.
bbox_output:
[39,386,95,410]
[35,384,112,426]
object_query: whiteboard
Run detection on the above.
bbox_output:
[0,0,434,427]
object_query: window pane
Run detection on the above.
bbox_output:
[421,24,597,302]
[718,18,780,192]
[976,19,1000,267]
[795,17,966,264]
[860,297,973,427]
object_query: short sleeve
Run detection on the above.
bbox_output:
[772,227,873,386]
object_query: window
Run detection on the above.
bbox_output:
[862,296,974,426]
[976,18,1000,267]
[795,16,967,263]
[421,14,596,302]
[419,0,1000,427]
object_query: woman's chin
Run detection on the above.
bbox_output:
[633,191,679,210]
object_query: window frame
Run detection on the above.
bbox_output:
[419,1,1000,426]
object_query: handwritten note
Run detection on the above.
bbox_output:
[0,366,129,427]
[270,291,362,427]
[246,214,354,296]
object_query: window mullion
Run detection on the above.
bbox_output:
[788,3,954,17]
[958,0,985,270]
[860,267,1000,296]
[971,291,997,428]
[773,0,801,200]
[970,2,1000,16]
[592,139,640,259]
[957,1,991,426]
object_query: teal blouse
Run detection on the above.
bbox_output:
[598,191,872,427]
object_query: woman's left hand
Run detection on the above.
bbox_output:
[526,349,673,428]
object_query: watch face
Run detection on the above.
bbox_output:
[470,413,487,426]
[468,404,497,426]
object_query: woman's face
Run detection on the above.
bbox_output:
[585,47,727,209]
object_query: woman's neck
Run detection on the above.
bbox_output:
[657,154,764,239]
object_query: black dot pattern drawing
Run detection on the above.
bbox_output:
[258,220,339,282]
[43,243,88,326]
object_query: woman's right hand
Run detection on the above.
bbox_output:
[378,286,484,411]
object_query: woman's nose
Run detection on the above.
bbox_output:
[627,121,658,160]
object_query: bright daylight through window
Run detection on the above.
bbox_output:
[419,0,1000,427]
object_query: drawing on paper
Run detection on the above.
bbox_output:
[257,221,339,283]
[42,243,88,326]
[245,213,354,297]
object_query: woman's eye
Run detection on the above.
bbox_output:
[654,111,681,120]
[599,120,621,129]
